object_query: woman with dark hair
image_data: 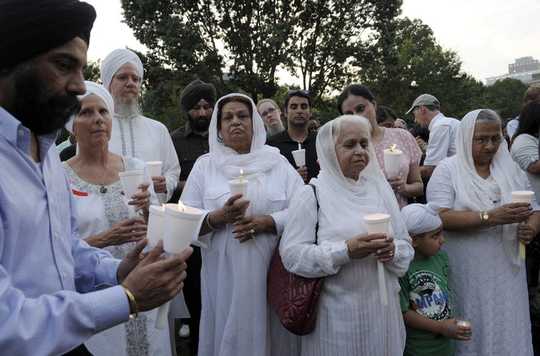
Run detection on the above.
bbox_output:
[181,93,303,356]
[338,84,423,207]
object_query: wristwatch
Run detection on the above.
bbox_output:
[479,210,489,223]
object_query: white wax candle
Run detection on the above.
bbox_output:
[363,213,391,306]
[383,145,403,179]
[147,205,165,247]
[298,142,301,150]
[511,190,534,260]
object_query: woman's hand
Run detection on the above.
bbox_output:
[346,234,395,261]
[517,221,537,244]
[209,194,250,228]
[388,175,406,195]
[438,319,472,341]
[232,215,276,243]
[488,203,532,226]
[152,176,167,194]
[86,217,147,248]
[128,183,150,212]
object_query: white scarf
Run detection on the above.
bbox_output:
[312,115,409,244]
[452,109,528,267]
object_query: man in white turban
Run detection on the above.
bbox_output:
[101,48,180,203]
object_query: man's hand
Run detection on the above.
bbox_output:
[152,176,167,194]
[121,242,193,312]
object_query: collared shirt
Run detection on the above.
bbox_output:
[267,130,320,181]
[424,112,460,166]
[171,122,209,181]
[506,116,520,139]
[0,107,129,355]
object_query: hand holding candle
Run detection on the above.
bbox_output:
[155,201,205,329]
[292,143,306,168]
[363,213,392,306]
[383,144,403,179]
[229,169,249,197]
[511,190,535,260]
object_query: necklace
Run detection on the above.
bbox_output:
[99,185,108,194]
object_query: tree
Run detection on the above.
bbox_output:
[484,78,528,118]
[356,18,486,120]
[83,60,100,82]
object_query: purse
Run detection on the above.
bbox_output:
[267,183,323,335]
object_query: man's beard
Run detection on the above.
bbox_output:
[115,97,140,118]
[188,115,210,133]
[11,65,80,135]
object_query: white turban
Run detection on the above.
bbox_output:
[65,81,115,133]
[401,203,442,236]
[100,48,144,91]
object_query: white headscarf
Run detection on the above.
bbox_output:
[208,93,282,179]
[313,115,409,242]
[452,109,528,267]
[401,203,442,235]
[100,49,144,91]
[65,81,115,133]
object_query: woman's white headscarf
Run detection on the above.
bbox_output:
[313,115,409,244]
[452,109,528,267]
[208,93,282,179]
[100,49,144,91]
[65,81,115,134]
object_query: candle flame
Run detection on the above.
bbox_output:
[389,144,397,152]
[178,200,186,212]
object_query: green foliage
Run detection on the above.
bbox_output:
[83,60,101,82]
[484,78,528,118]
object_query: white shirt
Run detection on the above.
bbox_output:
[108,114,180,203]
[423,112,460,166]
[506,117,520,139]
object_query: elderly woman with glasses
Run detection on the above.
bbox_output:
[181,93,304,356]
[427,109,540,355]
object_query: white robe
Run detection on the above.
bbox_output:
[280,179,412,356]
[181,153,303,356]
[109,114,180,203]
[427,157,534,356]
[64,157,171,356]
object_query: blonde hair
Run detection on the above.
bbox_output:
[256,98,280,112]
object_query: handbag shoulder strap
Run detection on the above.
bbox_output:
[308,183,320,244]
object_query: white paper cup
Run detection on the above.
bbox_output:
[364,213,391,234]
[163,204,205,254]
[383,149,403,179]
[511,190,534,204]
[147,205,165,247]
[119,170,145,198]
[292,149,306,167]
[228,178,249,197]
[146,161,163,177]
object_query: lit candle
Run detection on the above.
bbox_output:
[383,144,403,179]
[363,213,391,306]
[229,170,249,197]
[511,190,535,260]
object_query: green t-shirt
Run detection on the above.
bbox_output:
[399,251,454,356]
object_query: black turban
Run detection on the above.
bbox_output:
[0,0,96,70]
[180,79,217,112]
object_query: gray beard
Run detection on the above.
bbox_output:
[114,99,140,119]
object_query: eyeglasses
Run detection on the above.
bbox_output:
[260,107,276,117]
[472,135,502,145]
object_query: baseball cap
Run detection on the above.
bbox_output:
[406,94,440,114]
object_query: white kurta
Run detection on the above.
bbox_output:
[280,179,413,356]
[109,114,180,203]
[181,153,303,356]
[427,157,533,356]
[64,157,170,356]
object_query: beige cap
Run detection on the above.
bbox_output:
[406,94,440,114]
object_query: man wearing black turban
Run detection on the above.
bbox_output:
[0,2,192,355]
[170,79,216,354]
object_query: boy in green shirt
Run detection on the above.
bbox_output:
[399,204,472,356]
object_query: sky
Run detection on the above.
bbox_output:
[84,0,540,83]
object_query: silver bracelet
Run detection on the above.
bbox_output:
[206,213,217,231]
